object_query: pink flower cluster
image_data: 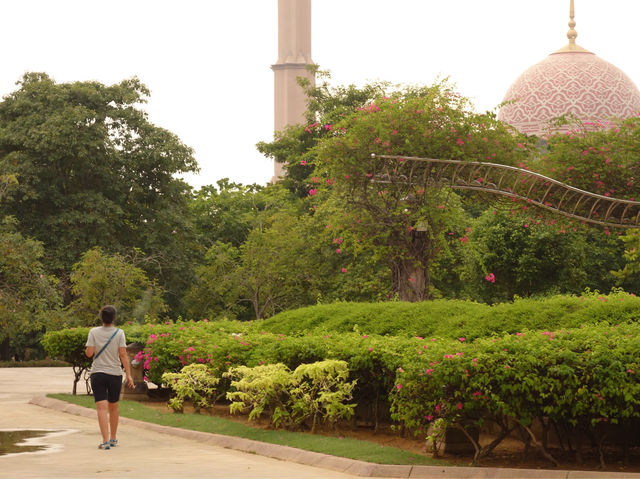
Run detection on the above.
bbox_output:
[444,352,464,359]
[134,350,158,370]
[147,332,170,345]
[541,331,555,340]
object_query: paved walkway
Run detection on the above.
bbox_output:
[2,368,640,479]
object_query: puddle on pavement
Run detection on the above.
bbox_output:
[0,429,66,457]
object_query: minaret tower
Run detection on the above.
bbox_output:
[271,0,315,181]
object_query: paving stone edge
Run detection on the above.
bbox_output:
[28,396,640,479]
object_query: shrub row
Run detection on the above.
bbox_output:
[258,291,640,339]
[132,318,640,463]
[390,323,640,463]
[41,293,640,464]
[129,322,406,427]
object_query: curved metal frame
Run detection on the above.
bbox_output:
[370,154,640,228]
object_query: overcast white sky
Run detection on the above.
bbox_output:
[1,0,638,189]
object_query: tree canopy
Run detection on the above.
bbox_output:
[0,73,199,305]
[299,82,528,300]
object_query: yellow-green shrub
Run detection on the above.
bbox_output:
[162,363,220,412]
[225,360,356,431]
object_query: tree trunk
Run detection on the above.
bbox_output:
[389,229,433,302]
[394,258,430,302]
[0,338,11,361]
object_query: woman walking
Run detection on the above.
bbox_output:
[85,305,135,450]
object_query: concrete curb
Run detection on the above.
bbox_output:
[29,396,640,479]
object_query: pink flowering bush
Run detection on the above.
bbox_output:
[304,81,528,302]
[42,292,640,466]
[537,117,640,202]
[43,289,640,468]
[389,322,640,465]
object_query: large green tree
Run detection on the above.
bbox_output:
[0,73,199,308]
[306,83,528,300]
[259,75,531,301]
[0,217,60,360]
[190,179,299,250]
[186,211,317,320]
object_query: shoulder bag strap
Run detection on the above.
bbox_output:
[94,328,120,360]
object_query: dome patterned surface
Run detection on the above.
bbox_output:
[498,52,640,136]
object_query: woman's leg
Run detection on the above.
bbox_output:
[108,401,119,440]
[96,400,110,443]
[91,373,111,444]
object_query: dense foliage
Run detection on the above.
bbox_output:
[162,363,220,413]
[64,247,166,326]
[265,80,530,300]
[0,217,60,360]
[390,322,640,464]
[225,360,356,431]
[41,327,91,394]
[44,292,640,465]
[257,292,640,338]
[0,73,198,310]
[538,117,640,201]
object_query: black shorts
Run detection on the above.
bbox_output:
[91,373,123,403]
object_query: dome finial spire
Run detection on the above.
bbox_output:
[567,0,577,45]
[553,0,591,54]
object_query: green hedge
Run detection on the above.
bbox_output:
[41,327,92,394]
[390,323,640,463]
[0,359,70,367]
[258,292,640,339]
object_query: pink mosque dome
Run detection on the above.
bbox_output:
[498,4,640,136]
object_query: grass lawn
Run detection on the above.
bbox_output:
[49,393,449,466]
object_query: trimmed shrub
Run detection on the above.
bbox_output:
[389,323,640,464]
[161,364,220,412]
[258,292,640,340]
[41,293,640,464]
[41,327,91,395]
[225,360,356,431]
